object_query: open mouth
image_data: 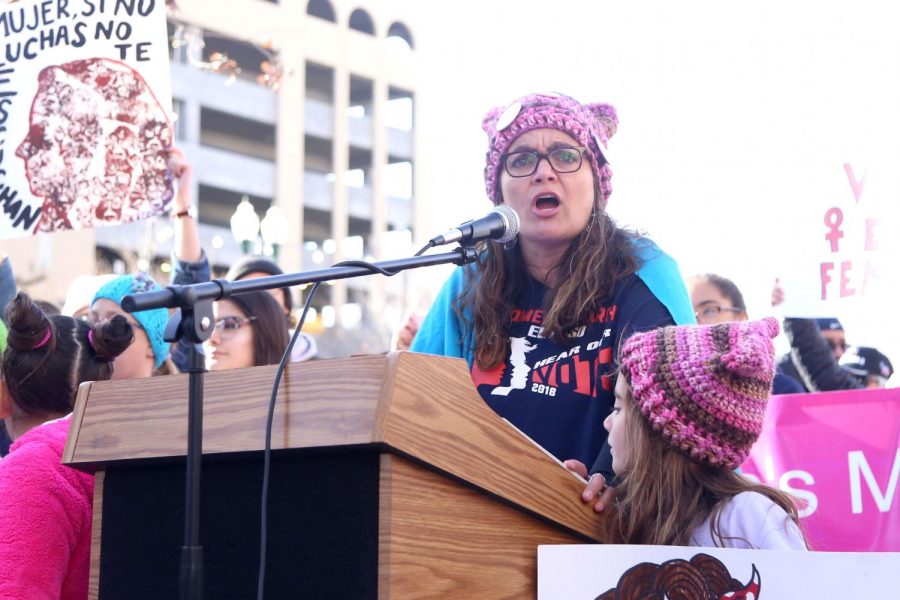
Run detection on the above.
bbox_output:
[534,195,560,210]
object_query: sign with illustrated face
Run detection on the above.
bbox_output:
[538,544,900,599]
[0,0,173,238]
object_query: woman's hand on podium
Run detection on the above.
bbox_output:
[564,459,615,513]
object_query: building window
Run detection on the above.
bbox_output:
[199,108,276,161]
[387,87,414,132]
[172,99,186,141]
[386,21,414,50]
[348,8,375,35]
[202,33,273,84]
[307,0,336,22]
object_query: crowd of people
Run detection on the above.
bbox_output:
[0,146,322,596]
[0,89,894,597]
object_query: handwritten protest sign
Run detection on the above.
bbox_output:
[538,544,900,599]
[776,159,899,317]
[773,156,900,369]
[0,0,172,238]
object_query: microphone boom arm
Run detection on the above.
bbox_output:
[123,246,480,313]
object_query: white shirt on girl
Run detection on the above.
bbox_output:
[691,491,807,550]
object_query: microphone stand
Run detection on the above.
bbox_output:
[164,294,213,600]
[121,246,479,600]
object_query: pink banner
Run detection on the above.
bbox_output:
[741,388,900,551]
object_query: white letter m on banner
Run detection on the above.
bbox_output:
[848,449,900,514]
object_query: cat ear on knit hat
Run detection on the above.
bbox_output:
[481,99,619,141]
[718,317,780,379]
[586,103,618,141]
[481,105,504,136]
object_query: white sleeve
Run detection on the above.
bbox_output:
[694,492,808,550]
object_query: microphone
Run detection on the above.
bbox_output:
[429,205,520,246]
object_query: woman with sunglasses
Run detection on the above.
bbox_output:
[410,92,694,481]
[203,291,289,371]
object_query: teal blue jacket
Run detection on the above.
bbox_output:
[411,239,696,366]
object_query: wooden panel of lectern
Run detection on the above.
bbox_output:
[64,351,606,599]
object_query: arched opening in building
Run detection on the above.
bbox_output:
[386,21,414,50]
[348,8,376,35]
[96,246,128,275]
[307,0,337,22]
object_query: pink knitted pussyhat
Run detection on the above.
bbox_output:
[481,92,617,207]
[618,317,780,469]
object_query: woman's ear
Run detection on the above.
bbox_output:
[0,382,13,419]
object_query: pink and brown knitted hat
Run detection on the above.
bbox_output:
[481,92,618,207]
[619,318,780,469]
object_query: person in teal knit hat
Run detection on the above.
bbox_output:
[90,272,175,378]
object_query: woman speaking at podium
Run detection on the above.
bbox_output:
[411,92,694,479]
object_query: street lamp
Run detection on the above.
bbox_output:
[260,205,288,262]
[230,196,260,254]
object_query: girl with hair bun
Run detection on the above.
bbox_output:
[0,292,133,599]
[90,271,176,378]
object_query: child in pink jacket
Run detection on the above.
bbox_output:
[0,292,133,599]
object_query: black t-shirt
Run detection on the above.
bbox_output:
[470,273,675,475]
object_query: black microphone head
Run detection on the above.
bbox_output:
[493,205,519,244]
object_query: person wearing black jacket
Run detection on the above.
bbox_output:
[778,319,893,390]
[778,317,862,392]
[840,346,894,388]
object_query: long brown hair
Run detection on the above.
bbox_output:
[228,291,290,367]
[457,189,640,369]
[603,389,808,548]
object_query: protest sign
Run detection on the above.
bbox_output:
[775,158,899,318]
[0,0,172,238]
[538,544,900,599]
[742,387,900,552]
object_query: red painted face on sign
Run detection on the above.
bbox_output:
[15,58,173,233]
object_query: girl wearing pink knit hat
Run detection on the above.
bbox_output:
[583,317,808,549]
[412,92,695,478]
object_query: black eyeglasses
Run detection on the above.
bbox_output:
[213,316,256,338]
[694,305,744,321]
[501,146,588,177]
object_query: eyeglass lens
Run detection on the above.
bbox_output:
[505,147,584,177]
[216,317,246,332]
[699,306,723,318]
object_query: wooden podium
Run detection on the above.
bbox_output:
[64,352,605,599]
